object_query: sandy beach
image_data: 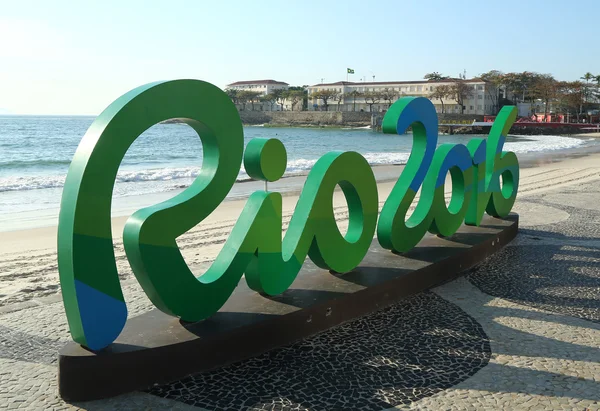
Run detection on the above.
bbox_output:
[574,131,600,138]
[0,145,599,409]
[2,149,600,310]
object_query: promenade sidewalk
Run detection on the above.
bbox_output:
[0,163,599,410]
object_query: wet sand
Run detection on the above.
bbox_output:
[2,149,600,308]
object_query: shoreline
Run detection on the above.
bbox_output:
[2,146,600,310]
[2,134,600,234]
[2,141,600,239]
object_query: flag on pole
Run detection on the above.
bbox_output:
[347,68,355,74]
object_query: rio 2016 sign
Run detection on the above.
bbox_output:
[57,80,518,351]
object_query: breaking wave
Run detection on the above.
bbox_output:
[0,134,587,193]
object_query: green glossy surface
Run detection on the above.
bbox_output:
[58,84,519,350]
[243,138,287,182]
[465,106,519,225]
[377,97,517,253]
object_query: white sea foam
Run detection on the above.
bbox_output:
[362,152,410,165]
[117,167,201,182]
[0,175,66,192]
[285,158,318,173]
[0,135,589,193]
[505,134,585,153]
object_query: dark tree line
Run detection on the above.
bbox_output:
[225,87,308,111]
[433,70,600,120]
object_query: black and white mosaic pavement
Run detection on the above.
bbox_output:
[468,190,600,324]
[147,292,490,411]
[0,325,62,365]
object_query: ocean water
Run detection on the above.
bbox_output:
[0,115,593,231]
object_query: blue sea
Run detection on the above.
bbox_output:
[0,116,593,231]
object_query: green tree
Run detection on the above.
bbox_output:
[557,81,585,122]
[363,91,382,112]
[503,72,522,103]
[531,74,558,121]
[380,88,398,108]
[237,90,250,110]
[261,93,277,111]
[287,90,305,111]
[225,88,239,105]
[288,86,308,111]
[479,70,504,114]
[348,90,363,111]
[429,84,451,113]
[271,89,287,111]
[448,81,473,114]
[242,91,262,111]
[424,72,448,81]
[331,92,344,111]
[581,72,595,103]
[503,71,541,104]
[312,89,339,111]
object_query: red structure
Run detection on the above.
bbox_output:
[484,114,598,130]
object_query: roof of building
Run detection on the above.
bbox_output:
[309,78,485,87]
[227,80,289,86]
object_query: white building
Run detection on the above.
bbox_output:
[226,79,294,111]
[307,79,501,115]
[226,79,289,95]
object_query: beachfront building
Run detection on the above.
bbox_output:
[307,79,501,115]
[226,79,289,95]
[226,80,291,111]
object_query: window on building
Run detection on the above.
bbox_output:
[417,86,423,92]
[478,85,484,90]
[478,95,483,99]
[470,105,474,110]
[477,105,482,110]
[410,86,415,92]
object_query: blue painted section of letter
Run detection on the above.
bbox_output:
[436,145,472,188]
[392,99,438,192]
[472,140,486,165]
[496,135,506,153]
[75,280,127,351]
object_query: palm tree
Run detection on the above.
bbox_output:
[582,72,594,82]
[424,72,447,81]
[581,72,594,103]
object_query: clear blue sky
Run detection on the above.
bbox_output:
[1,0,598,115]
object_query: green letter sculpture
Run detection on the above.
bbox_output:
[59,80,378,350]
[58,80,244,350]
[465,107,519,225]
[58,81,518,351]
[377,97,517,253]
